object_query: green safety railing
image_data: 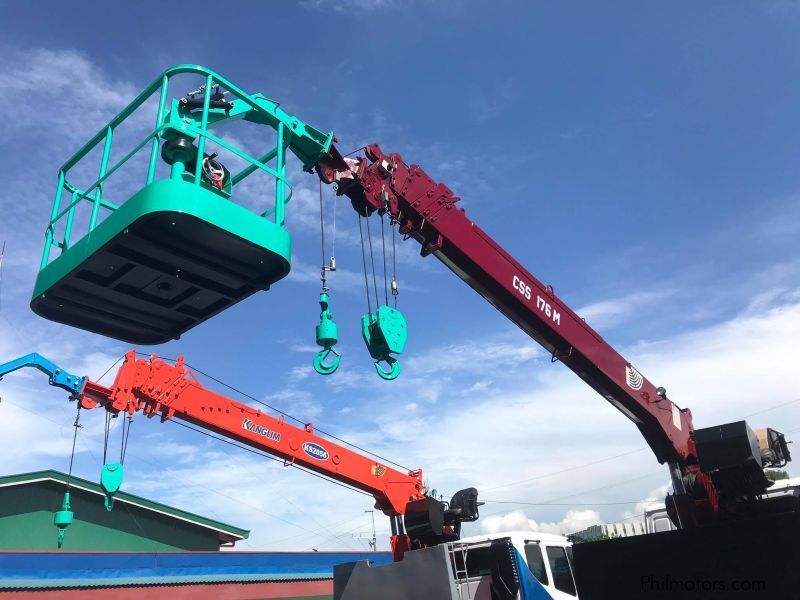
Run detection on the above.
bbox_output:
[41,65,334,269]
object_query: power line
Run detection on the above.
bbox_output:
[481,499,649,507]
[475,399,800,500]
[745,397,800,419]
[477,470,667,521]
[480,448,647,493]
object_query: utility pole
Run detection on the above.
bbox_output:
[352,510,378,551]
[366,509,377,551]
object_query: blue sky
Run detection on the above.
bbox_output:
[1,0,800,549]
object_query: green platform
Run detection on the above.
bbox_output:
[32,65,336,344]
[31,178,291,344]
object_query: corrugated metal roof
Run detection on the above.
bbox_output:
[1,573,330,589]
[0,550,393,590]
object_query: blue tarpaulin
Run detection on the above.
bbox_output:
[515,549,553,599]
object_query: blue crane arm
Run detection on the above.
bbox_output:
[0,353,86,394]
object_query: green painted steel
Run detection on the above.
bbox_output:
[100,463,124,511]
[32,65,336,341]
[314,292,341,375]
[52,492,73,549]
[37,64,334,265]
[0,470,249,547]
[361,306,408,380]
[32,176,292,300]
[30,177,292,343]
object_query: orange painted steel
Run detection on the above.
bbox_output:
[78,351,425,518]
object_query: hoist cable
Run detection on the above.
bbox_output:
[364,210,380,310]
[380,213,389,306]
[391,219,398,308]
[120,415,133,465]
[119,416,126,463]
[66,404,82,491]
[331,191,337,261]
[357,212,372,315]
[343,145,367,158]
[318,180,327,291]
[103,411,111,464]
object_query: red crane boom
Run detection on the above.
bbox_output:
[317,143,790,528]
[78,351,426,517]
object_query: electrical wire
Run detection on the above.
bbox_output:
[481,499,652,507]
[745,397,800,418]
[480,448,647,493]
[149,353,414,472]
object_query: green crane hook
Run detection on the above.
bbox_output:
[314,292,341,375]
[53,492,73,549]
[361,305,407,381]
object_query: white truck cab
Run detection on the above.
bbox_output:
[449,530,579,600]
[334,529,578,599]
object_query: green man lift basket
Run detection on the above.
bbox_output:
[31,66,336,344]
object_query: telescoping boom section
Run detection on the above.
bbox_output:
[80,351,425,515]
[317,144,792,528]
[0,350,481,561]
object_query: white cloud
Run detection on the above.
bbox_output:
[2,46,800,553]
[480,509,602,536]
[576,291,665,329]
[298,0,403,13]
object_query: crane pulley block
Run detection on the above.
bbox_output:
[361,305,407,380]
[100,463,124,511]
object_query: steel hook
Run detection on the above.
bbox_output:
[313,346,341,376]
[374,357,401,381]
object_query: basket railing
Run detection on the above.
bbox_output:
[41,65,312,269]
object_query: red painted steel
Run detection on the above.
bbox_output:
[76,351,425,518]
[320,143,720,524]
